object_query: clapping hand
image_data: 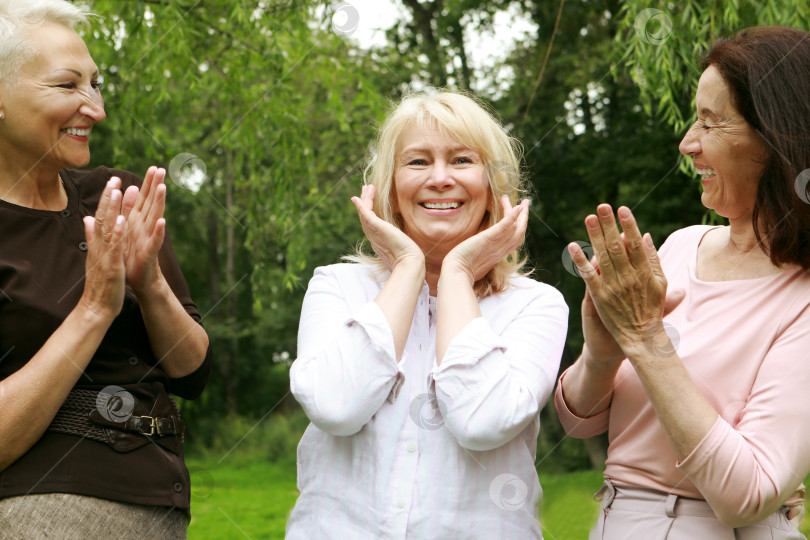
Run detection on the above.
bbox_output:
[121,166,167,295]
[81,177,127,319]
[568,205,681,359]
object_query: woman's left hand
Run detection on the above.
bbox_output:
[121,166,167,294]
[443,196,529,285]
[567,204,669,358]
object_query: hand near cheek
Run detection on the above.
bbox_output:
[443,196,529,285]
[351,185,424,270]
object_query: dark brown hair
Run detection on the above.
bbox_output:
[703,26,810,269]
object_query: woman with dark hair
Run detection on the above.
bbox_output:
[556,26,810,538]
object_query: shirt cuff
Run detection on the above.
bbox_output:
[553,367,611,438]
[347,300,405,402]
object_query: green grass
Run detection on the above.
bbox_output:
[187,457,810,539]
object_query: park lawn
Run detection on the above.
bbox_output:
[187,458,810,539]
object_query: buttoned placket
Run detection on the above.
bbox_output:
[386,283,431,539]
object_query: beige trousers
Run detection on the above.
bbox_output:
[589,479,806,540]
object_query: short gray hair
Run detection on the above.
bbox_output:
[0,0,90,83]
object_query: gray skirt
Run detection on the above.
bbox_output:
[0,493,188,539]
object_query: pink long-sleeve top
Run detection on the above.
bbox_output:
[555,225,810,527]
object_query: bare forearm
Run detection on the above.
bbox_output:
[375,259,425,361]
[560,350,622,418]
[625,345,718,460]
[137,273,209,378]
[0,305,113,470]
[436,266,480,365]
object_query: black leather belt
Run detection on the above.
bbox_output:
[47,386,185,454]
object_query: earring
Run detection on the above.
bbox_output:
[0,113,4,120]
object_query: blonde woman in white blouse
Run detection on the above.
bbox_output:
[287,92,568,539]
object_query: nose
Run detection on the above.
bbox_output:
[426,160,454,189]
[679,124,701,156]
[79,88,106,123]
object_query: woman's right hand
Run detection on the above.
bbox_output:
[351,184,424,270]
[79,177,127,320]
[580,251,686,368]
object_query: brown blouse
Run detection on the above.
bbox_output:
[0,166,211,510]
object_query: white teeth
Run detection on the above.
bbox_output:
[698,168,716,179]
[62,127,90,137]
[422,201,460,209]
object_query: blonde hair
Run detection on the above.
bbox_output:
[351,91,529,298]
[0,0,89,83]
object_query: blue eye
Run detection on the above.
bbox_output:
[409,159,427,166]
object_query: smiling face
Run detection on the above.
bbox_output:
[0,22,105,173]
[393,121,490,260]
[678,65,768,220]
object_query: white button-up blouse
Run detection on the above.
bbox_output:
[287,263,568,539]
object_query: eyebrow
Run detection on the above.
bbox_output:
[698,107,722,120]
[399,144,475,156]
[56,68,100,78]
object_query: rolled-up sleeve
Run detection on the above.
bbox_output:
[290,267,404,436]
[553,367,611,438]
[429,286,568,451]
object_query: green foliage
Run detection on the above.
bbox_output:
[187,406,310,465]
[72,0,810,476]
[616,0,810,133]
[80,0,392,421]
